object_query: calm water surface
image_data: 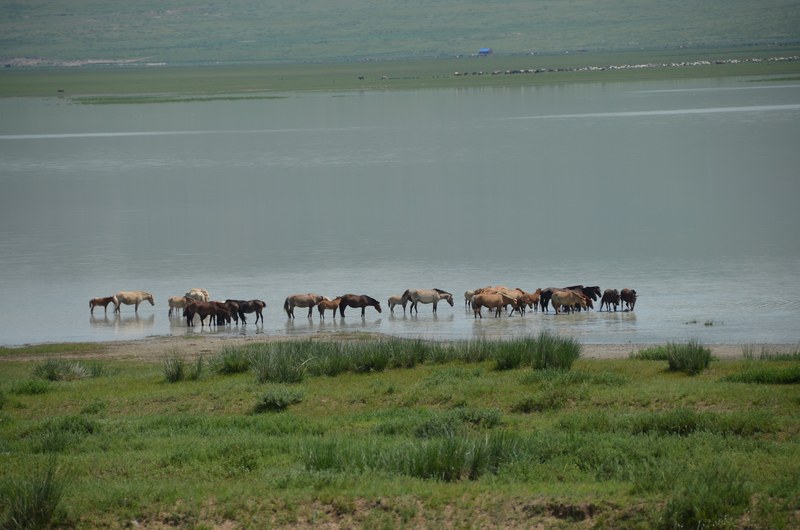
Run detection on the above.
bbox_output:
[1,77,799,346]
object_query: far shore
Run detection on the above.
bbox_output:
[2,46,799,99]
[1,333,798,363]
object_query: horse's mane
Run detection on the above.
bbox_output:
[364,295,380,305]
[433,288,452,296]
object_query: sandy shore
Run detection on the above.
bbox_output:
[3,333,795,363]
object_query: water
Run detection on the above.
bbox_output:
[1,77,799,346]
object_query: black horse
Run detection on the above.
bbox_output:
[226,299,266,324]
[338,294,382,317]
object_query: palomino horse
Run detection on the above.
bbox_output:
[317,297,341,318]
[167,296,188,317]
[338,294,382,317]
[114,291,154,313]
[387,294,408,314]
[226,299,266,324]
[284,293,324,318]
[403,288,454,314]
[89,296,117,315]
[472,292,519,318]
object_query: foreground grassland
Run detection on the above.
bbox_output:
[2,47,799,100]
[1,337,799,528]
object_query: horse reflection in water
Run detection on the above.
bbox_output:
[90,313,155,332]
[338,294,382,317]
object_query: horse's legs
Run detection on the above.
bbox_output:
[361,307,366,317]
[307,306,313,318]
[257,310,263,324]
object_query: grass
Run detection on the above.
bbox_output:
[0,337,798,527]
[631,340,712,375]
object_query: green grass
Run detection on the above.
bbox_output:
[1,338,799,527]
[0,343,104,357]
[631,340,713,375]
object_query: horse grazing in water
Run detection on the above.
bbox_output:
[89,296,117,315]
[114,291,154,313]
[317,297,341,318]
[403,288,454,314]
[338,294,382,317]
[226,299,266,324]
[551,290,589,315]
[284,293,324,318]
[387,294,408,314]
[472,292,519,318]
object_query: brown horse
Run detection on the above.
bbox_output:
[183,300,227,327]
[114,291,154,313]
[551,290,588,314]
[472,292,519,318]
[89,296,117,315]
[284,293,324,318]
[621,288,638,311]
[317,297,341,318]
[226,299,266,324]
[338,294,382,317]
[599,289,620,312]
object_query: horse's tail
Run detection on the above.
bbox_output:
[283,297,290,314]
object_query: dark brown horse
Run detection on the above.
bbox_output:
[338,294,382,317]
[226,299,266,324]
[621,288,638,311]
[599,289,620,312]
[184,300,229,327]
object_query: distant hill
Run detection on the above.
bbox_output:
[1,0,798,66]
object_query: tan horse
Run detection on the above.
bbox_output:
[317,297,341,318]
[388,294,408,314]
[284,293,324,318]
[89,296,117,315]
[403,288,455,314]
[472,292,519,318]
[167,296,188,317]
[114,291,155,313]
[551,290,588,315]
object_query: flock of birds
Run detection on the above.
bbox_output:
[90,285,638,327]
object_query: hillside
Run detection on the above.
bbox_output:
[1,0,799,66]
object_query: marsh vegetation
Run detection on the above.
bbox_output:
[1,338,798,527]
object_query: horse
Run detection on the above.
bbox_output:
[388,294,408,314]
[284,293,324,318]
[464,290,475,308]
[472,292,519,318]
[621,288,638,311]
[403,288,454,314]
[317,297,341,318]
[185,288,210,302]
[226,299,266,324]
[114,291,154,313]
[551,290,588,315]
[89,296,117,315]
[599,289,620,312]
[167,296,187,317]
[183,300,228,327]
[338,294,382,317]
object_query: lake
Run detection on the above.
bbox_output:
[1,77,799,347]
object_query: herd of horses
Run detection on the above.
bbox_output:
[90,285,637,327]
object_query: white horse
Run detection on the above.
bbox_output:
[185,288,210,302]
[463,290,476,308]
[403,288,454,314]
[387,294,408,314]
[114,291,155,313]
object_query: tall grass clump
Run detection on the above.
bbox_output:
[0,458,66,530]
[249,343,308,383]
[661,462,752,529]
[723,365,800,384]
[666,341,712,375]
[210,346,251,374]
[492,338,535,370]
[530,332,581,371]
[253,387,304,413]
[742,344,800,361]
[162,353,185,383]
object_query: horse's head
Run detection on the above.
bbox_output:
[146,294,155,305]
[445,294,454,306]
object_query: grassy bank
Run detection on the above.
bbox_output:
[1,337,798,528]
[2,47,799,100]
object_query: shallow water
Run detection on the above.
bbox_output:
[1,77,799,346]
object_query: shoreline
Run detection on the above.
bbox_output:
[2,333,797,363]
